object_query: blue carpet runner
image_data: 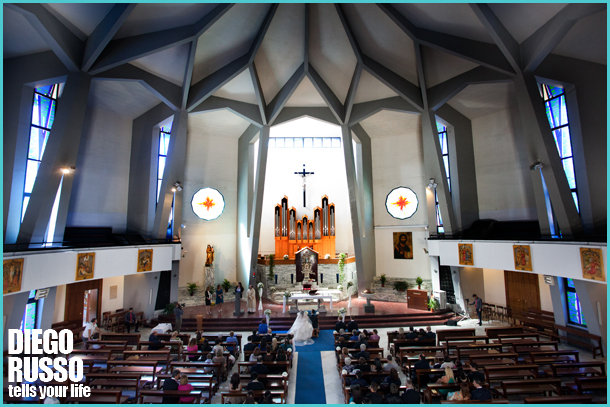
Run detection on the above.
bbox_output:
[294,330,335,404]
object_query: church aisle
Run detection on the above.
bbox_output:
[294,330,335,404]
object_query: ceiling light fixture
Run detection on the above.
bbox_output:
[60,166,75,174]
[530,161,544,171]
[426,178,437,189]
[172,181,183,192]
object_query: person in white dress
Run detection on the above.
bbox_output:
[288,311,314,346]
[247,285,256,314]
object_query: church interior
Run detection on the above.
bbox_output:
[3,2,607,404]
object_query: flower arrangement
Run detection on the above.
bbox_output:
[325,254,331,259]
[347,281,354,293]
[270,287,277,292]
[337,285,343,290]
[264,309,272,316]
[283,254,289,260]
[338,307,347,315]
[257,282,264,289]
[284,291,292,298]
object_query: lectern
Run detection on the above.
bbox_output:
[234,290,244,316]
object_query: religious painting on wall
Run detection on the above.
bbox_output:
[3,258,24,294]
[385,187,419,219]
[137,249,153,272]
[580,248,605,282]
[393,232,413,259]
[191,187,225,221]
[513,245,532,271]
[295,247,318,283]
[75,252,95,281]
[458,244,474,266]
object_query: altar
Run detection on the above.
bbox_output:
[290,292,335,313]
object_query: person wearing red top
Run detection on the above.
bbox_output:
[186,338,199,361]
[178,376,195,402]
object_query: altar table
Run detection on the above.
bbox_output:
[151,323,172,334]
[290,293,334,311]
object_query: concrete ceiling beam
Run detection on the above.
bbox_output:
[306,64,344,123]
[93,64,182,111]
[349,96,419,126]
[7,3,84,72]
[248,4,279,64]
[344,64,363,124]
[273,107,340,127]
[190,96,262,127]
[249,64,268,125]
[334,4,363,64]
[266,63,306,125]
[362,55,423,111]
[181,39,198,110]
[81,3,136,72]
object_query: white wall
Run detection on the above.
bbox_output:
[538,274,553,312]
[259,118,353,256]
[428,239,607,285]
[482,268,506,306]
[3,245,175,296]
[460,267,485,303]
[67,104,133,232]
[53,284,66,323]
[472,106,537,221]
[374,228,431,279]
[102,276,124,314]
[179,111,249,286]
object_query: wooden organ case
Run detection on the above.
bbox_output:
[274,195,336,259]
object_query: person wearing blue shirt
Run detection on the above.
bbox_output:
[226,331,238,354]
[470,378,492,401]
[258,319,268,335]
[349,330,359,341]
[469,294,483,326]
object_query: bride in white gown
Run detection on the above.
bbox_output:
[288,311,315,346]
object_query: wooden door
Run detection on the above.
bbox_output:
[64,279,103,324]
[504,270,540,316]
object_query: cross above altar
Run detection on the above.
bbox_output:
[294,164,314,207]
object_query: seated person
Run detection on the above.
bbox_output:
[243,339,256,352]
[186,338,200,361]
[212,348,227,379]
[412,354,430,385]
[335,317,347,332]
[225,331,238,354]
[355,333,369,349]
[178,376,195,403]
[415,328,427,340]
[440,355,455,369]
[258,319,268,335]
[349,385,364,404]
[347,317,358,332]
[212,335,225,354]
[435,366,456,396]
[264,329,274,343]
[259,337,268,350]
[448,382,471,401]
[470,378,492,401]
[354,357,371,372]
[383,355,399,372]
[368,329,380,341]
[246,371,265,391]
[263,345,274,362]
[423,326,436,340]
[401,379,421,404]
[350,370,368,387]
[467,361,485,383]
[365,381,384,404]
[199,339,212,352]
[382,367,402,388]
[337,336,346,346]
[148,331,163,350]
[349,330,360,341]
[396,327,407,340]
[249,347,262,362]
[250,356,269,375]
[343,357,355,373]
[406,326,418,340]
[384,383,402,404]
[339,328,350,340]
[162,369,181,404]
[202,353,215,374]
[309,310,319,330]
[275,347,287,362]
[354,344,370,361]
[248,329,260,343]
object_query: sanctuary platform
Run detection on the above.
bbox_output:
[152,298,455,332]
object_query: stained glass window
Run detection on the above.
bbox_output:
[540,84,579,212]
[22,84,61,222]
[565,278,586,326]
[20,290,38,331]
[157,124,172,204]
[435,123,450,234]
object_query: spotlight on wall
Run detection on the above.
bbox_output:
[530,161,544,171]
[422,248,429,254]
[60,166,75,174]
[181,224,186,229]
[172,181,183,192]
[426,178,437,189]
[182,250,188,258]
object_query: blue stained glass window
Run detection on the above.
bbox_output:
[564,278,586,326]
[435,123,450,234]
[157,124,172,204]
[540,84,579,213]
[22,84,61,224]
[21,290,38,331]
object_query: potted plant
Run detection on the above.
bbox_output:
[283,254,289,260]
[222,279,232,293]
[269,254,275,278]
[380,274,387,287]
[416,276,423,290]
[162,302,176,315]
[428,297,440,311]
[338,253,347,273]
[187,283,198,296]
[393,281,409,292]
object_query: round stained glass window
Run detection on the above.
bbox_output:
[385,187,418,220]
[191,187,225,221]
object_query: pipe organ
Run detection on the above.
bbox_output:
[274,195,336,259]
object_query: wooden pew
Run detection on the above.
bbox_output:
[483,364,539,383]
[220,389,285,404]
[529,350,579,366]
[398,346,446,366]
[199,333,243,349]
[165,361,222,390]
[84,340,129,350]
[485,326,523,339]
[436,329,476,344]
[495,333,540,342]
[106,360,163,381]
[123,350,172,366]
[468,353,519,367]
[524,395,593,404]
[423,383,491,404]
[496,378,562,398]
[69,349,116,363]
[564,376,607,395]
[391,338,437,354]
[510,340,559,355]
[237,361,291,376]
[85,373,144,399]
[516,314,558,338]
[155,333,190,345]
[548,361,606,378]
[453,343,504,360]
[335,347,384,360]
[138,389,203,404]
[101,332,141,345]
[334,340,380,349]
[551,324,604,359]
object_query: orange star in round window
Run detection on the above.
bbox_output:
[386,187,418,219]
[192,188,225,220]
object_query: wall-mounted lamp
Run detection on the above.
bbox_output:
[422,248,429,254]
[60,166,75,174]
[530,161,544,171]
[434,269,438,273]
[172,181,183,192]
[181,224,186,229]
[426,178,437,189]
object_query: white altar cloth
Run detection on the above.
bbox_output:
[291,293,334,311]
[152,323,172,334]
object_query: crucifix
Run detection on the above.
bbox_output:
[294,164,314,207]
